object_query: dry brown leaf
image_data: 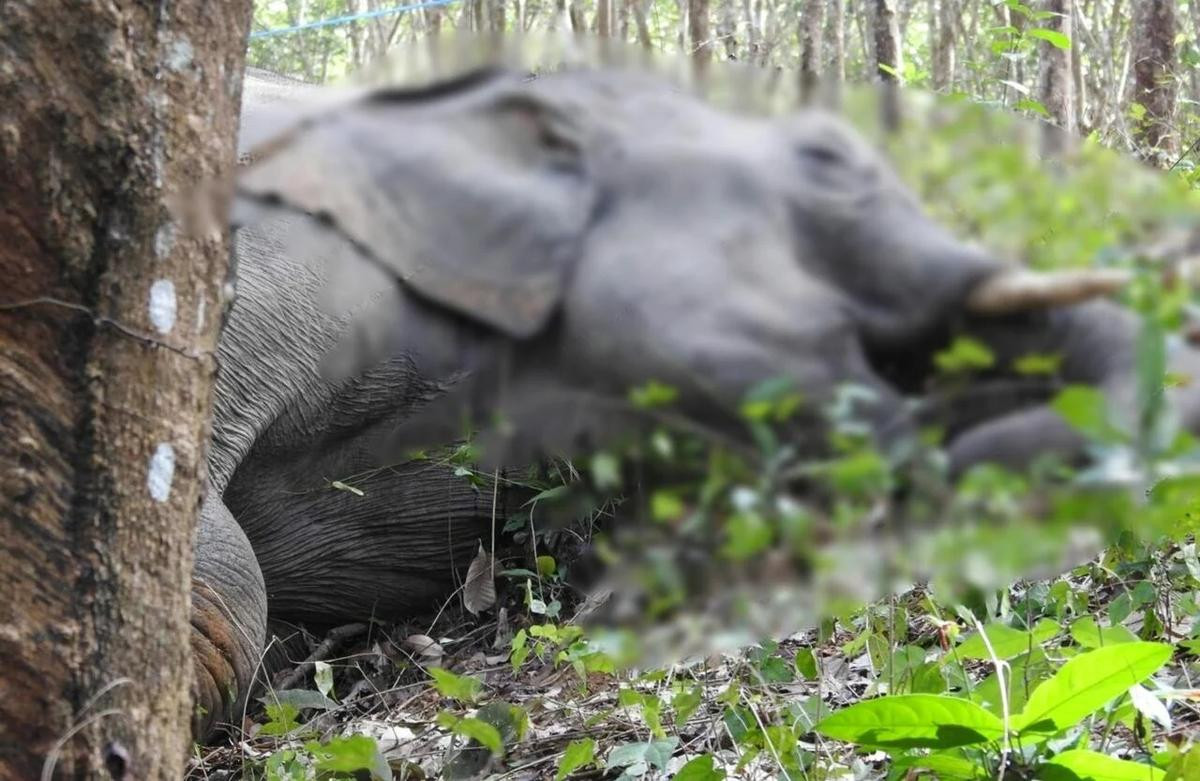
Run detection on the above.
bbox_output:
[462,543,498,615]
[402,633,444,665]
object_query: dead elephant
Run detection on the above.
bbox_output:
[192,66,1200,738]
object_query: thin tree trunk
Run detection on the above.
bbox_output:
[872,0,903,130]
[828,0,846,84]
[931,0,957,92]
[0,2,251,777]
[1037,0,1076,157]
[1131,0,1178,161]
[799,0,825,99]
[595,0,613,37]
[872,0,902,82]
[632,0,654,49]
[689,0,712,65]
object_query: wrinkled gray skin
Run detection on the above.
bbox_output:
[192,66,1200,739]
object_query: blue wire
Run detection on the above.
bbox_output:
[249,0,461,40]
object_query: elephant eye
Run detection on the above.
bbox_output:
[796,144,845,167]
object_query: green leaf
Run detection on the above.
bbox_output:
[955,619,1059,660]
[428,667,484,703]
[1042,749,1166,780]
[1052,386,1127,444]
[1070,616,1138,649]
[629,380,679,409]
[258,702,303,736]
[794,648,818,680]
[814,694,1005,749]
[455,717,504,754]
[556,738,597,780]
[305,735,392,781]
[1017,98,1051,118]
[672,754,726,780]
[892,751,990,779]
[1014,642,1172,737]
[651,490,686,522]
[1014,352,1062,376]
[1028,27,1071,50]
[934,336,995,374]
[536,555,557,578]
[606,738,678,773]
[673,685,703,728]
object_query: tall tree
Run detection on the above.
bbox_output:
[689,0,712,64]
[872,0,902,83]
[828,0,846,85]
[1131,0,1178,161]
[872,0,903,130]
[0,2,250,777]
[799,0,826,98]
[930,0,958,92]
[1037,0,1076,156]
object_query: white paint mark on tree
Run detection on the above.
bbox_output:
[148,279,177,334]
[165,37,194,72]
[154,221,176,259]
[147,443,175,503]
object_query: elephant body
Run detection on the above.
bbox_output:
[191,64,1200,738]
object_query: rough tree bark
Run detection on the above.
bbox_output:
[799,0,825,99]
[0,2,250,778]
[930,0,957,92]
[872,0,903,131]
[689,0,712,65]
[872,0,902,82]
[828,0,846,85]
[1131,0,1178,162]
[1037,0,1075,157]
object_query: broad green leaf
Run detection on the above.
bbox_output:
[974,647,1054,718]
[1028,28,1071,50]
[1014,642,1172,737]
[1041,749,1165,780]
[536,555,557,577]
[305,736,392,781]
[428,667,483,703]
[1052,386,1127,444]
[673,684,703,727]
[892,750,989,779]
[556,738,596,780]
[955,619,1059,660]
[1070,616,1138,648]
[814,694,1005,749]
[454,717,503,755]
[672,754,726,780]
[794,648,818,680]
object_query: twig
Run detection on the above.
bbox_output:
[272,622,368,691]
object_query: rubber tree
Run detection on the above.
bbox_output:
[0,2,251,777]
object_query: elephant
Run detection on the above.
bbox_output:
[191,64,1200,739]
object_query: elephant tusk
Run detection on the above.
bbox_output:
[966,269,1133,314]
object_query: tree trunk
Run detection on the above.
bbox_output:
[799,0,825,99]
[1037,0,1075,156]
[689,0,712,65]
[828,0,846,84]
[1131,0,1178,162]
[595,0,613,37]
[872,0,902,82]
[930,0,957,92]
[633,0,654,49]
[0,2,250,778]
[872,0,903,130]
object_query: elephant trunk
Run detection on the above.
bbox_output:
[191,491,268,741]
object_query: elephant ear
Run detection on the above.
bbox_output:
[237,73,595,339]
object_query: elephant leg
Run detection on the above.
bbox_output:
[191,488,268,741]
